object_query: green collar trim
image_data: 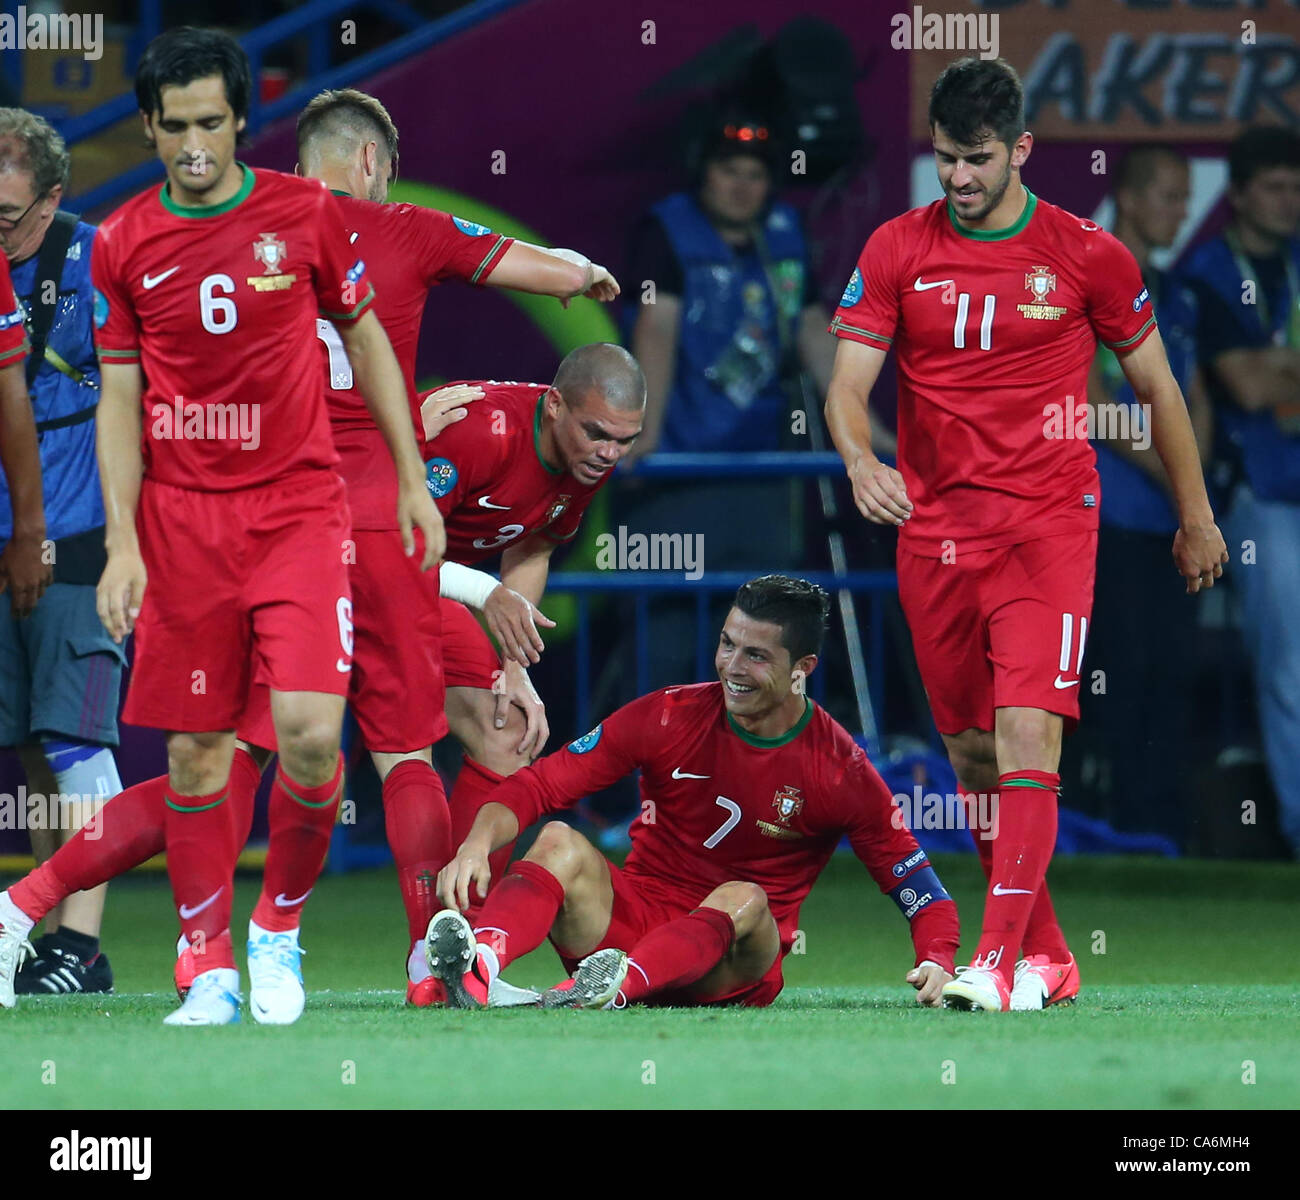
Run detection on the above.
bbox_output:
[160,162,255,218]
[330,189,351,197]
[533,391,562,475]
[727,695,814,748]
[947,187,1036,241]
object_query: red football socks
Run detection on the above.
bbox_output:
[619,907,736,1005]
[251,755,344,932]
[973,770,1061,986]
[165,784,239,969]
[963,788,1070,964]
[471,860,565,970]
[450,756,514,919]
[382,758,452,946]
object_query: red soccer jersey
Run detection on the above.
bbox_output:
[490,682,960,971]
[322,200,513,531]
[0,255,27,371]
[92,165,373,492]
[830,190,1156,555]
[423,381,609,566]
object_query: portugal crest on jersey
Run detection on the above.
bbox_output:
[1024,265,1056,300]
[772,785,804,825]
[543,495,571,526]
[249,232,295,291]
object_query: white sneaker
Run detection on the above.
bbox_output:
[488,976,542,1008]
[247,923,306,1025]
[0,895,36,1010]
[163,967,241,1025]
[540,948,629,1010]
[941,964,1011,1012]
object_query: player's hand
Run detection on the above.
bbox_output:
[484,583,556,666]
[399,482,444,570]
[437,835,493,913]
[906,961,953,1007]
[1173,519,1228,594]
[494,656,549,758]
[420,384,484,442]
[564,263,620,308]
[0,528,52,618]
[848,453,912,525]
[96,549,147,643]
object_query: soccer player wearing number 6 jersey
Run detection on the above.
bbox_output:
[825,58,1228,1011]
[87,29,441,1026]
[428,576,959,1011]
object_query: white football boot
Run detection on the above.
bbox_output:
[163,967,241,1025]
[247,923,306,1025]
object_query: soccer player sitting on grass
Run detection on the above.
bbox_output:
[428,575,959,1010]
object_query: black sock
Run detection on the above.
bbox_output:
[52,926,100,963]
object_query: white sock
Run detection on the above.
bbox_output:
[0,890,35,938]
[408,939,430,984]
[476,942,501,987]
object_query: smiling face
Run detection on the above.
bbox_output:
[545,387,643,486]
[142,74,245,204]
[714,607,815,726]
[932,123,1030,225]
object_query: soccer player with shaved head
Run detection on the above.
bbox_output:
[824,57,1226,1011]
[429,575,959,1011]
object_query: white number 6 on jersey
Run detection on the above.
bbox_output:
[199,273,238,335]
[704,795,742,849]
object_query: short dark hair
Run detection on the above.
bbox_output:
[929,57,1024,150]
[732,575,830,662]
[1228,125,1300,190]
[1114,144,1188,196]
[297,88,399,166]
[553,343,646,413]
[135,27,251,125]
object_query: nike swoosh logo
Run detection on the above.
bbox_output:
[349,232,359,243]
[477,496,511,510]
[274,889,313,908]
[178,888,223,920]
[991,883,1034,896]
[143,266,180,289]
[1053,675,1081,689]
[671,768,710,779]
[913,276,953,291]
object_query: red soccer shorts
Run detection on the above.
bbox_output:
[551,860,784,1008]
[439,597,500,691]
[237,530,447,753]
[896,530,1097,735]
[124,470,353,733]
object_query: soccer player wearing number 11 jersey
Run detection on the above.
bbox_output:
[825,58,1228,1011]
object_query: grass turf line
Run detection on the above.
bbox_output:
[1,853,1297,1109]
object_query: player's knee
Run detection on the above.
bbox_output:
[276,719,341,779]
[473,705,530,776]
[708,880,769,934]
[526,820,589,884]
[995,710,1061,773]
[944,729,997,791]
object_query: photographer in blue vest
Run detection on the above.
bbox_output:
[0,109,123,990]
[1180,125,1300,858]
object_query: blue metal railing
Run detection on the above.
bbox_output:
[43,0,532,214]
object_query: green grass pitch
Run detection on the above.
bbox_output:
[3,852,1297,1109]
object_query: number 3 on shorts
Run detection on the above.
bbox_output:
[336,597,354,672]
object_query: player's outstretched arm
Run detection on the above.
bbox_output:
[0,359,50,617]
[94,361,146,642]
[337,309,445,569]
[622,294,681,466]
[1116,329,1228,593]
[825,338,911,525]
[486,242,620,306]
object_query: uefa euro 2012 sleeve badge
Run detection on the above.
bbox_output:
[248,232,296,291]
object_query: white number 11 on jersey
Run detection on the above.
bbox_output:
[953,293,996,350]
